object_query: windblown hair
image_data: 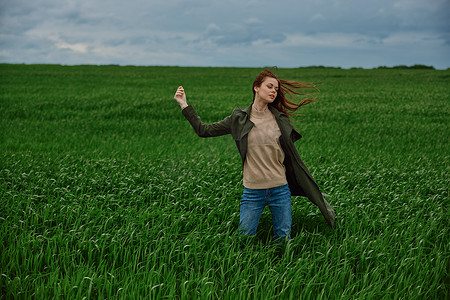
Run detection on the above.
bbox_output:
[252,68,317,118]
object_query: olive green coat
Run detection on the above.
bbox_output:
[182,104,336,228]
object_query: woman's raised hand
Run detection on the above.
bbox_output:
[174,86,188,109]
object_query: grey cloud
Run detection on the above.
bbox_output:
[441,33,450,46]
[202,20,286,46]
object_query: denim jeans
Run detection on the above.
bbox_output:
[239,184,292,241]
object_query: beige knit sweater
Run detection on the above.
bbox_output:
[243,105,288,189]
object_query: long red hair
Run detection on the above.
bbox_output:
[252,68,317,117]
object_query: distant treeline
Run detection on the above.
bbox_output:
[304,64,437,70]
[1,63,443,70]
[376,64,435,70]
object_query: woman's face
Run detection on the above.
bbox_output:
[254,77,279,103]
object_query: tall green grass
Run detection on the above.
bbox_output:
[1,64,449,298]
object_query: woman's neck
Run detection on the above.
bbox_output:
[252,99,268,112]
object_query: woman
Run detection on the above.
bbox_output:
[173,69,335,242]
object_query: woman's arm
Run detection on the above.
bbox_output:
[182,106,231,137]
[173,86,231,137]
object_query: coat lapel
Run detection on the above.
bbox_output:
[237,104,254,140]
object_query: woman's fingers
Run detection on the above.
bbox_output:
[174,86,186,101]
[175,86,184,95]
[173,86,188,109]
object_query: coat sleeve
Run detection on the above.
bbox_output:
[181,105,232,137]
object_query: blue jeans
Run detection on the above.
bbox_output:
[239,184,292,241]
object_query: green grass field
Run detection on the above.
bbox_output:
[1,64,449,299]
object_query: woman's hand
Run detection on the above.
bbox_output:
[174,86,188,109]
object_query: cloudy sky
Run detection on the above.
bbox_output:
[1,0,449,69]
